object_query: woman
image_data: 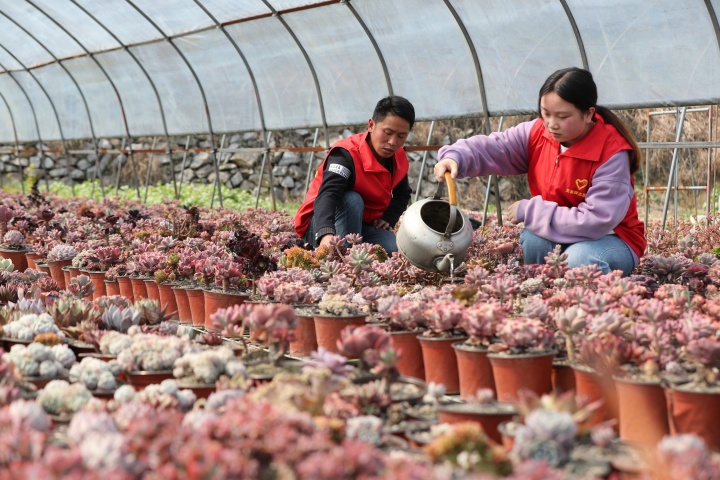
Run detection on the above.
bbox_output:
[434,67,645,275]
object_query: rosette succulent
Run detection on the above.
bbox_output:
[102,305,141,333]
[3,342,76,378]
[1,230,27,250]
[172,347,244,384]
[69,356,120,390]
[116,333,194,372]
[112,379,197,411]
[46,244,78,262]
[98,331,132,356]
[511,409,578,467]
[37,379,93,416]
[2,313,65,342]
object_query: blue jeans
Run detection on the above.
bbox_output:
[303,191,398,254]
[519,229,635,276]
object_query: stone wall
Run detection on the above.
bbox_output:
[0,128,521,211]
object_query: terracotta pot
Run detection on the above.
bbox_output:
[25,251,41,269]
[172,286,192,324]
[67,266,83,279]
[91,388,117,400]
[61,266,72,288]
[487,351,555,402]
[614,375,669,446]
[666,385,720,451]
[204,289,249,332]
[288,312,318,357]
[417,335,466,395]
[498,420,517,451]
[26,375,68,389]
[36,263,51,276]
[0,247,28,272]
[67,340,96,357]
[86,271,107,300]
[144,279,160,302]
[436,402,516,444]
[552,360,576,394]
[78,353,117,363]
[116,276,135,303]
[125,370,174,390]
[177,382,216,399]
[313,314,368,354]
[573,365,619,427]
[157,282,178,316]
[129,277,149,300]
[47,259,73,288]
[389,330,425,381]
[453,342,495,399]
[186,288,206,328]
[105,280,121,297]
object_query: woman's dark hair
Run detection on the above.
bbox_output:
[373,95,415,129]
[538,67,641,174]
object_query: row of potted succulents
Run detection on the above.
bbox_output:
[0,188,718,476]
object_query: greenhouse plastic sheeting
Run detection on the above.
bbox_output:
[0,0,718,143]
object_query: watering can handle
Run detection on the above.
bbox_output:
[434,172,458,238]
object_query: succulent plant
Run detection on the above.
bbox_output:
[98,331,132,356]
[461,302,503,347]
[3,313,65,342]
[511,409,577,467]
[46,296,99,336]
[424,422,512,475]
[172,347,243,384]
[246,303,298,362]
[46,244,77,262]
[67,274,95,298]
[102,305,142,333]
[133,298,169,325]
[69,356,119,390]
[318,293,363,317]
[2,230,26,250]
[37,379,93,416]
[490,316,554,354]
[423,299,465,337]
[3,342,75,378]
[116,333,193,372]
[208,303,253,339]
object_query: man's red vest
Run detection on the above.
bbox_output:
[295,131,409,237]
[527,115,646,259]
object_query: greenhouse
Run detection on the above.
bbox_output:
[0,1,719,478]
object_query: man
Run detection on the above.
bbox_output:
[295,96,414,254]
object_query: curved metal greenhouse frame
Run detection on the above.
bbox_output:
[0,0,717,212]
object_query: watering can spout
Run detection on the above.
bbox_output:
[434,254,454,272]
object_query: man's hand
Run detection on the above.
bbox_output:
[318,234,333,249]
[372,218,392,231]
[505,200,523,225]
[434,158,459,181]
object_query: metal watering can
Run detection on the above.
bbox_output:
[396,172,473,273]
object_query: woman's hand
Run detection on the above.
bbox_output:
[505,200,523,225]
[434,158,459,181]
[372,218,392,231]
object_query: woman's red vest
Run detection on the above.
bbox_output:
[295,131,409,237]
[527,115,646,259]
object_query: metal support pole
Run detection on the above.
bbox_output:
[177,135,191,198]
[414,121,436,203]
[482,117,505,227]
[661,107,688,230]
[210,134,226,209]
[115,137,126,193]
[143,137,158,203]
[255,131,275,209]
[303,128,321,195]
